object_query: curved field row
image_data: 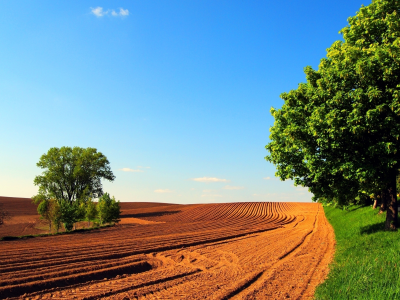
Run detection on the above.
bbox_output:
[0,202,334,299]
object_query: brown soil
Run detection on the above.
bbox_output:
[0,196,46,238]
[0,199,335,300]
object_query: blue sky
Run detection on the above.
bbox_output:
[0,0,371,203]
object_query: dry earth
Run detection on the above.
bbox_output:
[0,197,335,300]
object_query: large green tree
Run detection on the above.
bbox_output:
[266,0,400,229]
[34,147,115,202]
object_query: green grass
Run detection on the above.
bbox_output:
[314,205,400,299]
[0,223,115,241]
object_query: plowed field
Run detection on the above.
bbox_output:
[0,199,335,300]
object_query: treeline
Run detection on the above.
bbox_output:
[266,0,400,230]
[33,193,120,233]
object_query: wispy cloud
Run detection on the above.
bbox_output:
[154,189,173,193]
[91,7,129,18]
[120,168,143,172]
[118,8,129,16]
[223,185,244,190]
[91,7,106,17]
[263,176,279,180]
[192,177,229,183]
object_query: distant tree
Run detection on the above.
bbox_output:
[0,202,10,226]
[109,197,121,224]
[266,0,400,230]
[73,201,86,230]
[59,200,79,232]
[34,146,115,202]
[98,193,121,225]
[32,195,62,233]
[86,198,97,227]
[33,195,53,233]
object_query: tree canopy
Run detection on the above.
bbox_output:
[266,0,400,229]
[34,146,115,202]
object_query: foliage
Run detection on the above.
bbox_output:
[34,146,115,202]
[265,0,400,227]
[85,198,98,227]
[315,206,400,299]
[36,197,53,232]
[52,201,62,233]
[98,193,121,225]
[32,195,61,233]
[58,200,79,232]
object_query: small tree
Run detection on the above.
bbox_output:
[86,198,97,227]
[0,202,10,226]
[32,195,61,233]
[35,196,52,233]
[59,200,79,232]
[98,193,121,225]
[74,201,86,230]
[109,196,121,224]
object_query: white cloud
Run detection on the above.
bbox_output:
[91,7,129,18]
[192,177,229,183]
[119,8,129,16]
[154,189,173,193]
[91,7,107,17]
[120,168,143,172]
[223,185,244,190]
[263,177,280,181]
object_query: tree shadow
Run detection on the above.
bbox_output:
[121,210,181,219]
[360,221,385,234]
[347,206,365,212]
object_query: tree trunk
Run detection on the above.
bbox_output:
[373,195,378,209]
[49,221,52,233]
[385,174,398,230]
[379,191,387,214]
[373,200,378,209]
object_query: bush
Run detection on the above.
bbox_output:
[98,193,121,225]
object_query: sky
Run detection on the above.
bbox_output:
[0,0,372,204]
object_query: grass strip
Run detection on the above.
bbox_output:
[0,224,115,241]
[314,205,400,299]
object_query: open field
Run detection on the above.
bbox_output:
[0,197,47,238]
[0,197,335,299]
